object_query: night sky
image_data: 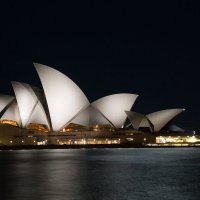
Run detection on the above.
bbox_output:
[1,1,200,130]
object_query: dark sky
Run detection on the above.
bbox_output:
[1,1,200,130]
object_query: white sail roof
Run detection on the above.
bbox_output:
[91,93,138,128]
[27,101,50,129]
[34,63,90,131]
[138,116,154,132]
[125,111,145,130]
[0,94,15,115]
[12,82,49,128]
[146,109,185,132]
[1,100,21,125]
[89,106,112,126]
[70,106,112,127]
[69,106,90,127]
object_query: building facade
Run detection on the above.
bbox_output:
[0,63,196,147]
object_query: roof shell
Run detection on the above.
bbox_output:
[0,94,15,116]
[12,82,50,128]
[146,108,185,132]
[1,100,21,125]
[70,106,112,127]
[34,63,90,131]
[91,93,138,128]
[125,111,146,130]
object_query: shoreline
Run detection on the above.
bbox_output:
[0,144,200,150]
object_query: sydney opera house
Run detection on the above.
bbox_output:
[0,63,198,147]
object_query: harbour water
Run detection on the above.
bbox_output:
[0,148,200,200]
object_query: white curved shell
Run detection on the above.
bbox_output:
[91,93,138,128]
[34,63,90,131]
[125,111,145,130]
[126,111,153,131]
[147,109,185,132]
[27,101,50,129]
[12,82,49,128]
[89,106,112,126]
[0,94,15,115]
[139,116,154,132]
[69,106,90,127]
[1,100,21,125]
[70,106,112,127]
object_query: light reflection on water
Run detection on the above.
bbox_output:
[0,148,200,200]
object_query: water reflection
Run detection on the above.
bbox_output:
[0,150,88,200]
[0,148,200,200]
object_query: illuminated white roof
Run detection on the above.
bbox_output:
[12,82,50,128]
[91,93,138,128]
[34,63,90,131]
[146,109,185,132]
[70,106,111,127]
[27,100,50,129]
[125,111,145,130]
[125,111,153,131]
[1,100,21,125]
[138,116,154,132]
[69,106,90,127]
[89,106,112,126]
[0,94,15,115]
